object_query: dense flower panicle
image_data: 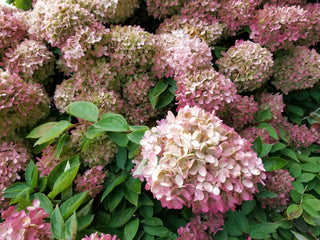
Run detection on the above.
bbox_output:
[239,127,274,144]
[217,0,261,36]
[3,39,55,83]
[76,0,117,23]
[105,25,157,80]
[82,232,119,240]
[133,106,266,214]
[272,46,320,94]
[218,95,259,130]
[177,213,224,240]
[152,30,212,79]
[217,40,273,92]
[249,4,310,51]
[263,0,306,6]
[175,68,237,113]
[0,4,27,50]
[146,0,183,19]
[70,124,117,167]
[179,0,219,21]
[157,15,224,45]
[0,141,29,211]
[0,70,50,138]
[258,93,285,123]
[0,199,51,240]
[74,165,106,198]
[260,169,294,210]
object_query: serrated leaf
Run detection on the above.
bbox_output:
[56,133,68,158]
[77,215,94,231]
[125,218,139,240]
[65,101,99,122]
[286,105,304,117]
[271,143,287,152]
[4,182,31,198]
[262,157,288,171]
[60,191,88,220]
[152,80,168,98]
[257,108,272,122]
[62,212,78,240]
[257,191,278,198]
[116,147,127,169]
[286,204,303,219]
[127,141,140,159]
[48,164,80,199]
[25,161,38,188]
[51,205,64,240]
[109,207,137,228]
[14,0,32,10]
[249,223,280,239]
[242,200,256,215]
[252,136,262,155]
[101,171,127,202]
[141,217,163,226]
[260,143,273,158]
[298,173,315,183]
[291,231,310,240]
[104,188,123,212]
[122,185,139,206]
[258,123,279,140]
[77,199,94,217]
[34,121,73,146]
[149,87,157,109]
[156,91,174,109]
[289,163,302,178]
[34,193,53,217]
[93,113,129,132]
[125,176,141,194]
[301,163,320,173]
[127,129,147,144]
[26,122,57,138]
[107,132,129,147]
[281,148,299,162]
[143,225,169,237]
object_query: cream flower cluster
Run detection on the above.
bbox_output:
[133,106,266,214]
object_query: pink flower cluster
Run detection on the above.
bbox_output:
[0,141,29,211]
[239,127,274,144]
[146,0,183,19]
[74,165,106,198]
[0,70,50,138]
[258,92,285,123]
[249,4,309,51]
[82,232,119,240]
[175,68,237,113]
[272,46,320,94]
[217,0,261,36]
[260,169,294,211]
[152,30,212,78]
[3,39,55,84]
[157,15,224,45]
[133,106,266,214]
[177,213,224,240]
[0,199,51,240]
[217,40,273,92]
[179,0,220,21]
[264,0,306,5]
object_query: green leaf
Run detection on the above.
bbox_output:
[116,147,128,169]
[25,161,38,188]
[38,176,47,193]
[127,129,147,144]
[301,163,320,173]
[289,163,302,178]
[143,225,169,237]
[291,231,310,240]
[34,193,53,217]
[48,164,80,199]
[271,143,287,152]
[149,87,157,109]
[257,191,278,198]
[141,217,163,226]
[297,173,316,183]
[48,156,80,189]
[109,207,137,228]
[242,200,256,215]
[14,0,32,10]
[122,185,139,206]
[10,187,34,204]
[93,113,129,132]
[77,199,94,217]
[258,123,279,140]
[101,171,127,202]
[138,193,154,206]
[77,215,94,231]
[156,91,175,109]
[85,126,106,139]
[125,218,140,240]
[125,176,141,194]
[249,223,280,239]
[257,108,272,122]
[281,148,299,162]
[262,157,288,171]
[286,204,303,219]
[214,46,227,59]
[104,188,123,212]
[4,182,31,198]
[107,132,129,147]
[56,133,68,158]
[34,121,73,146]
[127,142,140,159]
[62,212,78,240]
[153,80,168,98]
[260,143,273,158]
[252,137,262,156]
[65,101,99,122]
[140,206,153,218]
[51,205,64,240]
[26,122,57,138]
[286,105,304,117]
[60,191,88,220]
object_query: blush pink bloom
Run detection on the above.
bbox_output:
[82,232,119,240]
[146,0,183,19]
[133,106,266,214]
[0,199,51,240]
[258,93,285,123]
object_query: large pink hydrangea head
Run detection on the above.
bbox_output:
[249,4,310,51]
[152,30,212,79]
[105,25,157,79]
[239,127,275,144]
[218,94,259,130]
[217,0,261,36]
[0,4,27,50]
[217,40,273,93]
[74,165,106,198]
[70,124,117,168]
[177,213,224,239]
[133,106,266,214]
[0,141,29,211]
[272,46,320,94]
[262,0,306,6]
[82,232,119,240]
[157,15,224,46]
[258,93,285,123]
[179,0,220,21]
[0,70,50,139]
[146,0,183,19]
[175,68,237,113]
[0,199,51,240]
[3,39,55,84]
[27,0,102,48]
[260,169,294,211]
